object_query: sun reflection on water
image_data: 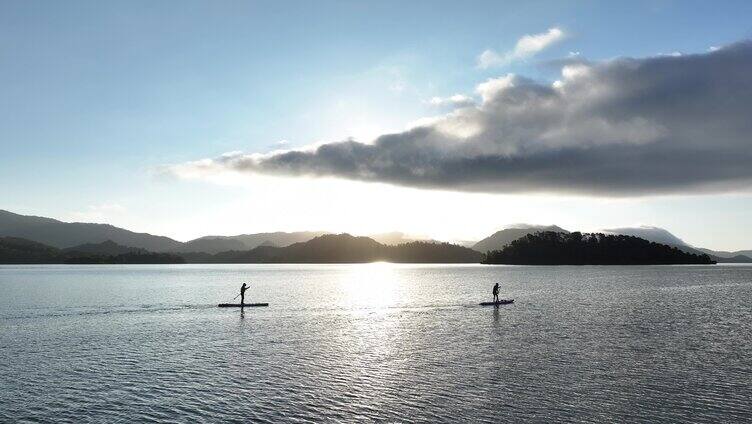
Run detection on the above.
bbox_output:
[339,262,399,310]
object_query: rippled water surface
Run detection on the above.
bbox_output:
[1,264,751,422]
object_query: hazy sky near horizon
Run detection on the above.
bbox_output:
[2,0,752,250]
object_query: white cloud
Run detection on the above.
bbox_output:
[478,27,566,69]
[170,41,752,197]
[475,74,517,103]
[427,94,475,108]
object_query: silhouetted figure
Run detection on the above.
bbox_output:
[240,283,249,306]
[492,282,500,303]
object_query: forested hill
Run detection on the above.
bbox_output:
[0,234,481,264]
[182,234,483,263]
[482,232,715,265]
[0,237,185,264]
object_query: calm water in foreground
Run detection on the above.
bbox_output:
[1,264,751,423]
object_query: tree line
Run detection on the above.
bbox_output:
[482,231,715,265]
[0,237,185,264]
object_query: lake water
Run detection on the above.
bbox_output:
[1,264,751,422]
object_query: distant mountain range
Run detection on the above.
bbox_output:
[697,248,752,260]
[0,210,429,255]
[176,231,328,254]
[472,225,569,253]
[181,234,482,263]
[175,231,431,254]
[601,226,752,263]
[602,226,687,247]
[0,209,182,252]
[0,234,481,264]
[0,209,749,263]
[0,237,184,264]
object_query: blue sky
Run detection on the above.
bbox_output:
[2,0,752,250]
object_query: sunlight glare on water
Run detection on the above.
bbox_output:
[340,262,398,310]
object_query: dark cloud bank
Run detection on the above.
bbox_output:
[182,41,752,196]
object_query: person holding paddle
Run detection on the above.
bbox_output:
[239,282,249,305]
[492,282,500,303]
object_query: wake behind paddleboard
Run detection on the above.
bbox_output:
[479,299,514,306]
[218,303,269,308]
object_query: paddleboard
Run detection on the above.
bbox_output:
[479,299,514,306]
[218,303,269,308]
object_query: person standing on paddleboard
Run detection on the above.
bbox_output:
[240,282,249,305]
[492,282,500,303]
